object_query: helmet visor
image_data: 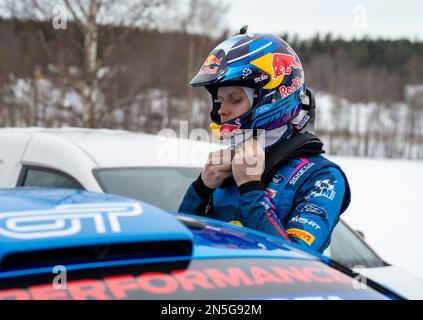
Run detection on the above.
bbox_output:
[190,49,228,87]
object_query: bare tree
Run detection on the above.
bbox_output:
[3,0,169,127]
[176,0,229,127]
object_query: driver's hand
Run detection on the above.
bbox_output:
[232,139,265,187]
[201,149,234,189]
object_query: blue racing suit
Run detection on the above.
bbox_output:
[179,151,351,253]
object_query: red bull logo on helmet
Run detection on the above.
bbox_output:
[204,55,222,67]
[279,74,305,98]
[199,55,223,75]
[271,52,302,80]
[251,49,302,90]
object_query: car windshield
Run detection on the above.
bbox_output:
[324,220,386,269]
[94,167,201,211]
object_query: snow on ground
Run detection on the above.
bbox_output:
[326,154,423,279]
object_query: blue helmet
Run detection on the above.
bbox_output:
[190,32,307,137]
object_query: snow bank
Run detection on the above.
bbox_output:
[327,155,423,279]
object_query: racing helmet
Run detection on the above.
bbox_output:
[190,30,309,138]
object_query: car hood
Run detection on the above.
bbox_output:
[0,189,318,276]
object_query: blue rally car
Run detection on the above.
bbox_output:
[0,189,403,300]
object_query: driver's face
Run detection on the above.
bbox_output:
[217,86,251,123]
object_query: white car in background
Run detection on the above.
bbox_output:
[0,127,422,299]
[0,127,216,211]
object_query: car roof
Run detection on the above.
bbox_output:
[0,127,220,168]
[0,188,317,278]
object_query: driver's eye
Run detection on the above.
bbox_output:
[218,96,243,105]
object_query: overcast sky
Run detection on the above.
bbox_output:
[223,0,423,41]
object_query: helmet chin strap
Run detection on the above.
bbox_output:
[218,124,290,150]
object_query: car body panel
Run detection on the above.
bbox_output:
[0,189,315,263]
[0,189,403,300]
[0,132,33,187]
[0,189,193,242]
[0,128,218,185]
[22,133,100,190]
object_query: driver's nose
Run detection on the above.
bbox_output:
[218,102,231,122]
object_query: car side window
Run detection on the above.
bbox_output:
[324,220,386,268]
[18,166,83,189]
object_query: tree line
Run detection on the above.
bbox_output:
[0,1,422,159]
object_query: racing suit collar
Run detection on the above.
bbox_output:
[221,124,292,150]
